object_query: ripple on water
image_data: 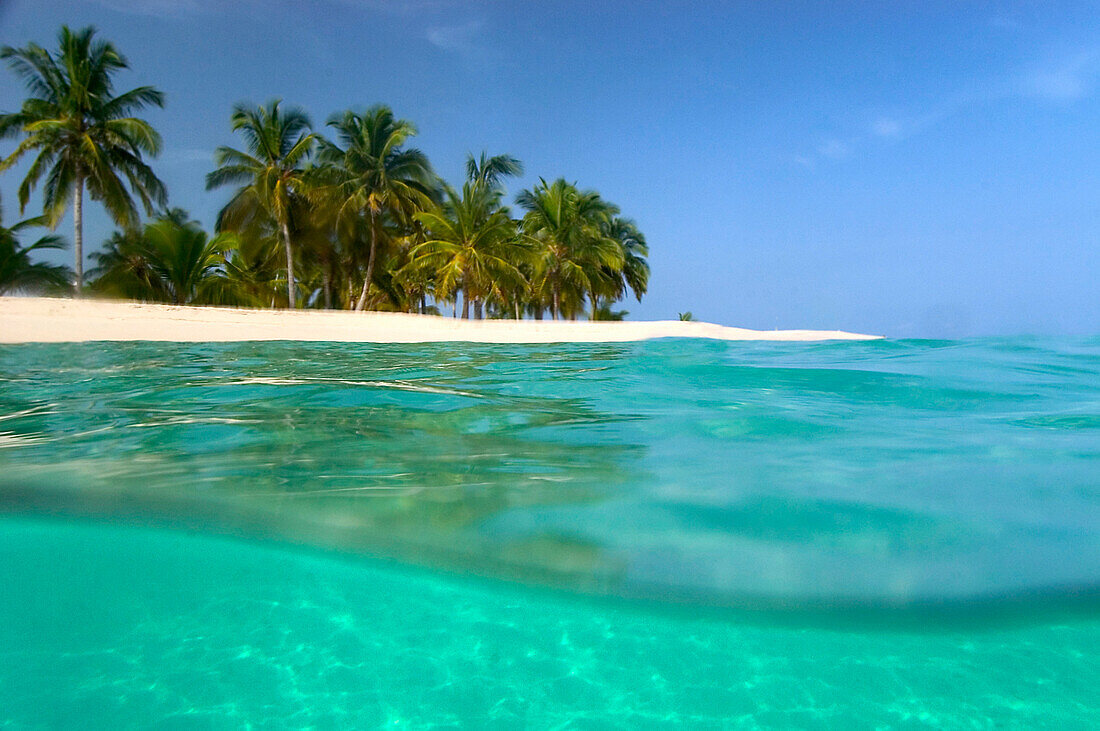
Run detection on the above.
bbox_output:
[0,338,1098,614]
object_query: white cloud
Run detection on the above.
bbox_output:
[799,45,1100,170]
[792,155,815,170]
[816,139,850,159]
[425,20,484,56]
[1020,50,1100,101]
[870,118,902,138]
[868,111,945,141]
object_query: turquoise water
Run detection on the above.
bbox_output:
[1,338,1098,725]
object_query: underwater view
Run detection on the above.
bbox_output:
[1,338,1098,726]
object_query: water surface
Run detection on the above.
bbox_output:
[1,338,1098,724]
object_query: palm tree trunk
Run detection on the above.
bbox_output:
[355,212,378,311]
[72,174,84,297]
[281,221,296,308]
[461,287,470,319]
[322,260,333,309]
[590,293,597,320]
[552,283,561,320]
[473,299,483,320]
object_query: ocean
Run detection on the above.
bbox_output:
[1,338,1097,726]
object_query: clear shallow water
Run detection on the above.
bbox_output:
[2,517,1097,728]
[1,337,1098,724]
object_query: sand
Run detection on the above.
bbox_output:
[0,297,881,344]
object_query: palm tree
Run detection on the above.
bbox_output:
[88,225,162,300]
[221,228,285,307]
[316,105,436,311]
[141,217,235,305]
[89,213,236,305]
[206,99,315,308]
[0,25,166,294]
[406,182,528,319]
[517,178,623,319]
[466,151,523,190]
[0,205,71,295]
[595,216,649,312]
[288,193,346,309]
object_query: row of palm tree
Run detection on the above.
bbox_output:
[0,26,649,319]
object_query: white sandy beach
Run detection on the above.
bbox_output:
[0,297,880,343]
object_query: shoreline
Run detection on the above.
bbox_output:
[0,297,882,344]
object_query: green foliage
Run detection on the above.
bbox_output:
[0,204,71,295]
[315,105,437,310]
[407,181,529,318]
[517,178,624,320]
[466,152,523,190]
[89,212,238,305]
[206,99,315,307]
[605,217,649,302]
[679,311,694,321]
[221,229,284,307]
[0,26,166,290]
[592,302,628,321]
[0,27,652,315]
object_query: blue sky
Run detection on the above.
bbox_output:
[2,0,1099,336]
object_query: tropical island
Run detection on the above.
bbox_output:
[0,25,876,343]
[0,25,650,320]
